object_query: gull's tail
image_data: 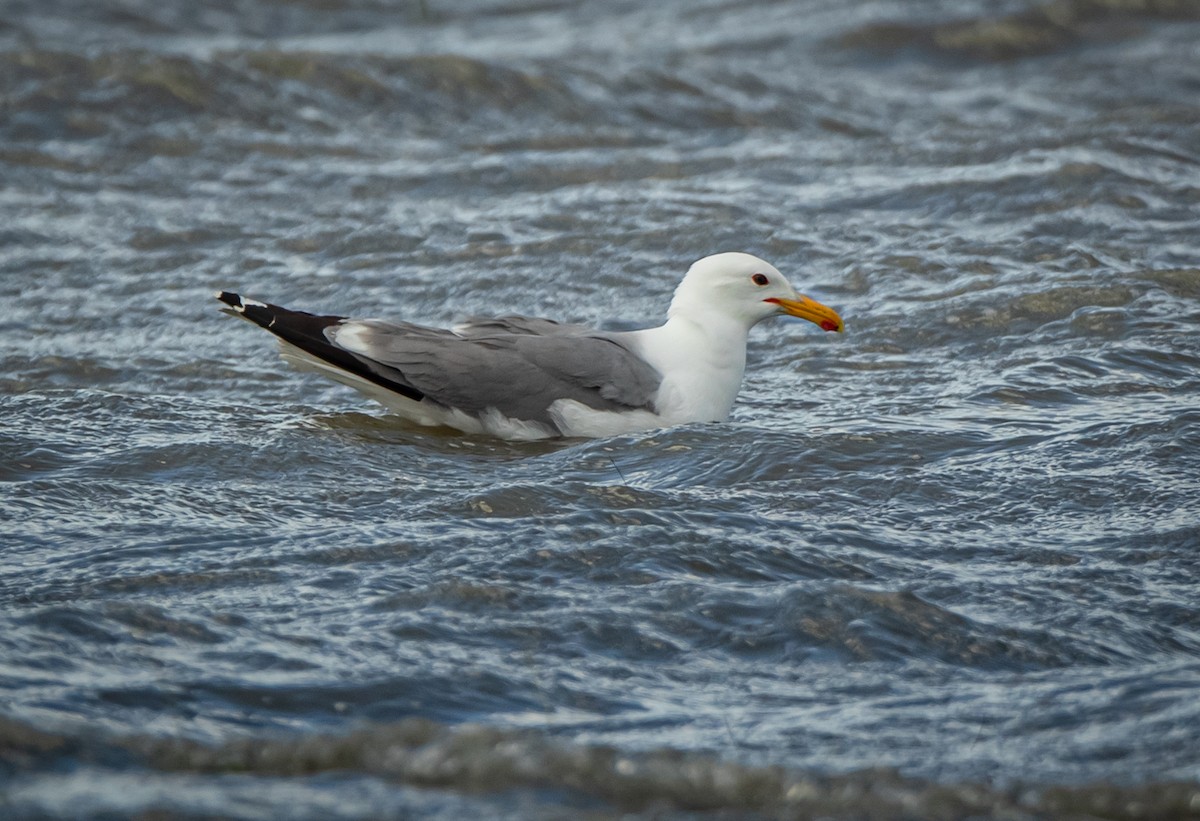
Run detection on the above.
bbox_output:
[214,291,425,403]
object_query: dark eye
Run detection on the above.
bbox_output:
[751,273,770,286]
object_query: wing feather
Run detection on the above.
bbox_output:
[327,320,660,424]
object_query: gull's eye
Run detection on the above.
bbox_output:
[751,273,770,286]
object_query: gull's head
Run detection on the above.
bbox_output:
[669,252,844,333]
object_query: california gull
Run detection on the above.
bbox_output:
[216,252,843,439]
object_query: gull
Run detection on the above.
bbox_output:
[216,252,843,440]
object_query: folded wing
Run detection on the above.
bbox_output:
[329,320,661,424]
[217,292,661,426]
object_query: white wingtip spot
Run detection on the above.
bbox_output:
[329,323,372,355]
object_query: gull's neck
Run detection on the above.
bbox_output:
[630,310,752,424]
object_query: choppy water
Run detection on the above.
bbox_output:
[3,1,1200,818]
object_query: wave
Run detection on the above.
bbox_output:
[837,0,1200,61]
[4,714,1198,818]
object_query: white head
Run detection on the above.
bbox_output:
[668,252,844,333]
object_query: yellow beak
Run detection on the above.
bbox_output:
[766,295,844,333]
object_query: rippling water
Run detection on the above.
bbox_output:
[3,0,1200,818]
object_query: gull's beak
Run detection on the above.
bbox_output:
[765,295,844,333]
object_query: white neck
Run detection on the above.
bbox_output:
[628,313,750,424]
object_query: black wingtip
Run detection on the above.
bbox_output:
[212,292,426,404]
[216,290,243,310]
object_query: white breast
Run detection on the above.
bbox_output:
[626,316,749,425]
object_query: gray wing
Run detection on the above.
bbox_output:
[453,315,592,337]
[327,319,661,424]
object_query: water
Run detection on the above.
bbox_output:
[3,0,1200,817]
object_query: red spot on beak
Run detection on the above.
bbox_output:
[819,319,840,333]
